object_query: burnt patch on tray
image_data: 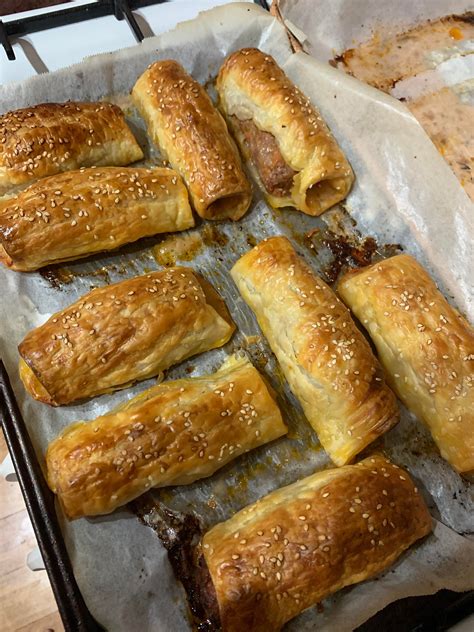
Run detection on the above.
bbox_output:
[305,227,402,285]
[131,496,221,631]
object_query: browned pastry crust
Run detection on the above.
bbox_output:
[338,254,474,474]
[0,166,194,271]
[216,48,354,215]
[19,268,235,406]
[46,354,287,519]
[230,236,399,466]
[0,102,143,194]
[131,60,252,221]
[202,454,432,632]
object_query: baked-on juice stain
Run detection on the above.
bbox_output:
[131,496,221,631]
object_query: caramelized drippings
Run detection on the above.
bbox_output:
[132,496,221,631]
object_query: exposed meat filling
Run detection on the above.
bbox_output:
[232,116,296,197]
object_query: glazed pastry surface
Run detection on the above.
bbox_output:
[0,102,143,194]
[338,254,474,474]
[231,236,399,465]
[46,354,287,519]
[203,454,432,632]
[19,268,235,406]
[0,166,193,271]
[132,60,252,220]
[216,48,354,215]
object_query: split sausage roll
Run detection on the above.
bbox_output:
[202,454,432,632]
[132,60,252,221]
[0,166,194,271]
[0,102,143,194]
[46,354,287,519]
[338,254,474,475]
[19,268,235,406]
[216,48,354,216]
[231,236,399,466]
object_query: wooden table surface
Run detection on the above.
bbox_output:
[0,430,63,632]
[0,1,70,16]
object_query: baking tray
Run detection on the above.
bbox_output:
[0,3,472,631]
[0,360,102,632]
[1,357,473,632]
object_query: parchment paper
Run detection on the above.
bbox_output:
[277,0,474,62]
[0,4,473,631]
[277,0,474,200]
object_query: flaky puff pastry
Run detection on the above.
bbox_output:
[231,236,399,466]
[0,166,193,271]
[0,102,143,194]
[46,354,287,519]
[216,48,354,215]
[202,454,432,632]
[338,254,474,475]
[19,268,235,406]
[132,60,252,221]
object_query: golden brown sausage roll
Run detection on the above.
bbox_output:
[0,166,194,271]
[231,236,399,466]
[132,60,252,221]
[202,454,432,632]
[0,102,143,194]
[46,354,287,519]
[19,268,235,406]
[216,48,354,216]
[338,254,474,475]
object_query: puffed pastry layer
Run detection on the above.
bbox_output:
[338,254,474,475]
[216,48,354,215]
[0,166,194,271]
[46,354,287,519]
[19,267,235,406]
[202,454,432,632]
[231,236,399,466]
[0,102,143,194]
[132,60,252,221]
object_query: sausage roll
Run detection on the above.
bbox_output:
[202,454,432,632]
[0,166,194,271]
[216,48,354,216]
[132,60,252,221]
[338,254,474,475]
[19,268,235,406]
[231,236,399,466]
[0,102,143,194]
[46,354,287,519]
